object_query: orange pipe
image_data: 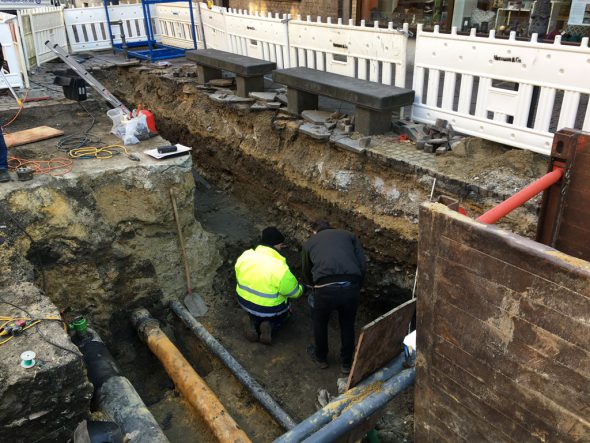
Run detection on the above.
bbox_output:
[477,167,564,224]
[131,309,251,443]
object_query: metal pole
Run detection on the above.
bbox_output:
[302,368,416,443]
[273,353,406,443]
[477,167,564,224]
[169,300,297,430]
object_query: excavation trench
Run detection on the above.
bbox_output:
[0,60,546,442]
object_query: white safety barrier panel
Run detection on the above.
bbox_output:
[198,2,227,51]
[65,5,150,53]
[225,9,289,68]
[412,25,590,155]
[17,6,67,68]
[155,3,202,49]
[288,17,408,87]
[0,12,27,89]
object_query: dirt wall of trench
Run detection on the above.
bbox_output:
[97,64,541,302]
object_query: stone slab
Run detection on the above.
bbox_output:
[273,67,414,111]
[331,134,368,154]
[209,93,254,104]
[299,122,332,140]
[249,91,277,102]
[302,110,333,125]
[187,49,276,77]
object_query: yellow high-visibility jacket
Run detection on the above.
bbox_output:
[235,245,302,317]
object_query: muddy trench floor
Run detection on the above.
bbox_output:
[1,101,413,442]
[106,181,415,443]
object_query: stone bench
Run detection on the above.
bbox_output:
[186,49,276,98]
[272,67,415,135]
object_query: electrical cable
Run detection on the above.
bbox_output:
[1,90,28,131]
[56,101,102,152]
[68,144,129,160]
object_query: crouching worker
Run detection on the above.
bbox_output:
[235,227,303,344]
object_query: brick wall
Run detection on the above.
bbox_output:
[228,0,340,19]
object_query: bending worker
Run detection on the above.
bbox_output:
[235,227,303,345]
[302,220,366,374]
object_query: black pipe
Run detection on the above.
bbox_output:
[77,329,170,443]
[169,300,297,431]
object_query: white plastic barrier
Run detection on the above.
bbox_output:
[225,9,289,68]
[412,25,590,155]
[156,3,202,49]
[198,2,227,51]
[65,5,150,53]
[17,6,67,67]
[288,17,408,87]
[0,12,27,89]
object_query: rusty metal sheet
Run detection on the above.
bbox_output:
[415,202,590,442]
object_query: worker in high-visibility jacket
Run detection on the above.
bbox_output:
[235,226,303,345]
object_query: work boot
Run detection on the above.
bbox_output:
[307,345,328,369]
[259,321,272,345]
[0,169,10,182]
[242,315,258,343]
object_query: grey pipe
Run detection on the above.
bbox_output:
[169,300,297,431]
[302,368,416,443]
[273,353,407,443]
[78,329,169,443]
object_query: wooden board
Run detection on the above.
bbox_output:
[346,298,416,389]
[5,126,64,148]
[414,202,590,442]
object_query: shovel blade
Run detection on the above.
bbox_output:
[184,293,209,317]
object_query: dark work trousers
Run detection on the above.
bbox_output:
[312,282,360,365]
[249,310,291,334]
[0,131,7,170]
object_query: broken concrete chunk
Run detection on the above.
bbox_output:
[276,94,288,105]
[249,91,278,102]
[423,143,435,153]
[358,137,372,148]
[208,78,234,87]
[344,125,353,134]
[435,147,447,155]
[331,134,367,155]
[302,110,333,125]
[416,140,426,150]
[325,121,337,130]
[299,122,332,140]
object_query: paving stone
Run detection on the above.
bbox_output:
[249,91,277,102]
[276,94,288,105]
[209,93,254,104]
[302,110,333,125]
[299,122,332,140]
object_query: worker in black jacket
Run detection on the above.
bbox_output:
[302,220,366,374]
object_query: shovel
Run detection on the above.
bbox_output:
[169,188,208,317]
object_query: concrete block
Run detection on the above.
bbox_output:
[355,107,392,135]
[196,65,222,85]
[302,110,333,125]
[435,147,447,155]
[299,123,332,140]
[424,143,435,153]
[236,76,265,98]
[287,89,318,115]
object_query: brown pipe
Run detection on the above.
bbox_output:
[131,308,251,443]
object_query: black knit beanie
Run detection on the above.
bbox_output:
[261,226,285,246]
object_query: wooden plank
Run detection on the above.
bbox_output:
[435,256,590,373]
[346,298,415,389]
[415,203,590,442]
[433,301,590,415]
[5,126,64,148]
[432,338,584,441]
